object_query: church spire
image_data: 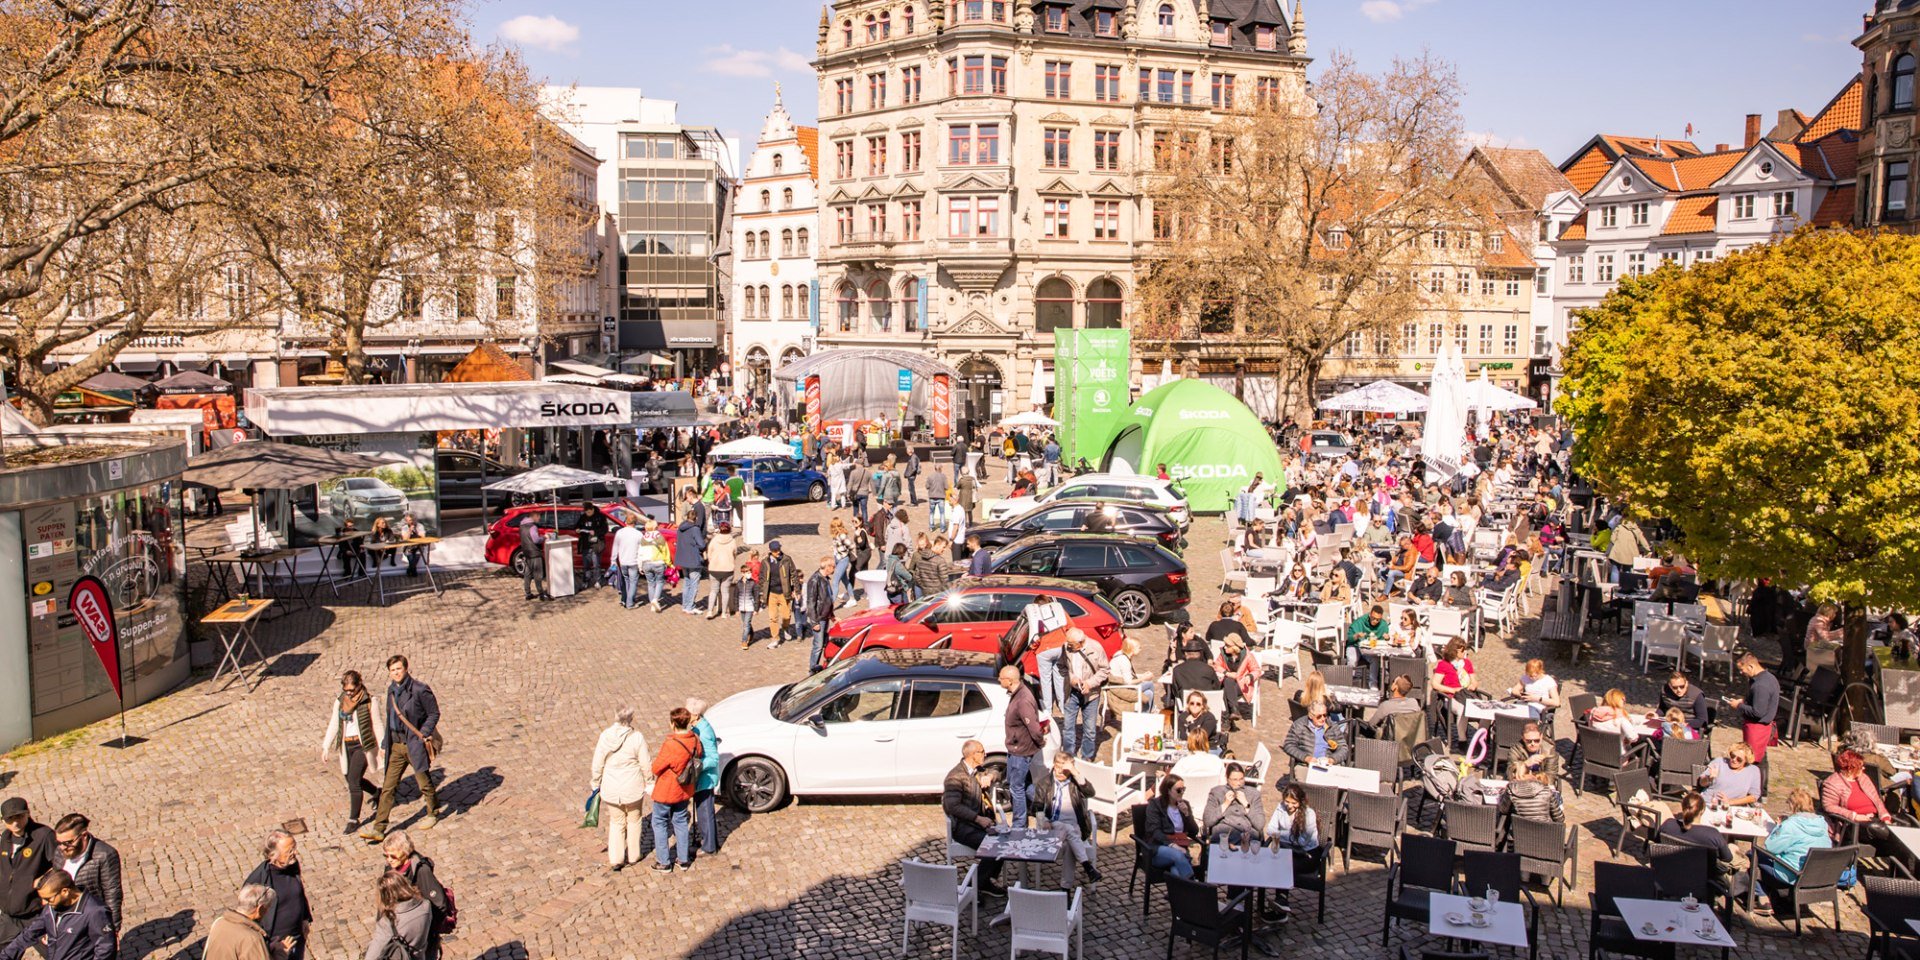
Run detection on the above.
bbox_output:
[1288,0,1307,55]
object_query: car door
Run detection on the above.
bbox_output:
[895,681,998,790]
[997,545,1061,578]
[1058,542,1123,593]
[920,593,1000,654]
[1031,503,1089,534]
[790,679,906,791]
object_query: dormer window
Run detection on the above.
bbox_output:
[1256,26,1276,50]
[1045,5,1066,32]
[1211,21,1230,46]
[1621,175,1633,190]
[1158,3,1175,37]
[1095,10,1117,36]
[1488,233,1504,253]
[1325,228,1349,250]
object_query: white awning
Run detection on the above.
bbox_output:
[245,382,633,436]
[549,359,619,378]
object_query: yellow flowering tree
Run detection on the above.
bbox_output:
[1559,229,1920,682]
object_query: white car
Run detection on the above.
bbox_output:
[985,473,1190,528]
[706,650,1009,813]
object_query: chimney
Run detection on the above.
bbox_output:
[1715,143,1731,153]
[1744,114,1762,149]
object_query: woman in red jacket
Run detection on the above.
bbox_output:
[649,707,703,872]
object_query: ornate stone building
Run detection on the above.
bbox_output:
[812,0,1308,421]
[1857,1,1917,227]
[730,87,821,390]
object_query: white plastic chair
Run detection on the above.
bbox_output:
[1641,619,1688,674]
[1074,758,1147,843]
[1630,600,1663,662]
[1220,549,1248,593]
[900,858,978,960]
[1201,690,1227,729]
[1009,885,1083,960]
[1307,602,1345,653]
[1118,712,1161,757]
[1691,623,1739,681]
[1671,602,1707,626]
[1247,742,1276,785]
[944,818,978,864]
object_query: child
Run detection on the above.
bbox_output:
[738,548,762,650]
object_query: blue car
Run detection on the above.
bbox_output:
[717,457,828,503]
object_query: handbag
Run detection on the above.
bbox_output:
[581,789,601,829]
[395,707,444,763]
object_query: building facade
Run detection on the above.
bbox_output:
[1548,84,1861,348]
[813,0,1309,422]
[546,87,736,375]
[1856,1,1919,227]
[730,88,822,391]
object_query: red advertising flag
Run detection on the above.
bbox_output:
[931,374,952,439]
[804,375,823,433]
[69,576,122,702]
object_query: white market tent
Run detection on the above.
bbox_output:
[1464,370,1540,411]
[1318,379,1431,415]
[1001,411,1060,429]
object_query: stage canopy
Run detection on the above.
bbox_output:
[772,350,960,422]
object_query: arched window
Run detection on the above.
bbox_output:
[741,286,756,318]
[1035,278,1075,333]
[759,189,771,210]
[837,283,858,331]
[760,231,771,257]
[797,228,810,255]
[899,277,921,331]
[1158,3,1175,36]
[781,229,794,257]
[744,233,758,259]
[798,283,811,319]
[760,286,772,318]
[773,154,785,174]
[865,14,877,41]
[782,285,794,318]
[868,279,893,331]
[782,187,794,208]
[903,5,915,34]
[843,19,854,46]
[1087,278,1124,329]
[878,10,891,37]
[1896,53,1916,112]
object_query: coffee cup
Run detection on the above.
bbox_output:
[1468,896,1486,912]
[1699,916,1715,937]
[1470,911,1486,926]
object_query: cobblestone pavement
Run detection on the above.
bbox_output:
[0,466,1877,960]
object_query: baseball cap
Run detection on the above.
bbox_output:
[0,798,26,818]
[768,539,782,552]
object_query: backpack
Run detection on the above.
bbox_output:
[436,885,458,935]
[676,737,703,788]
[379,938,421,960]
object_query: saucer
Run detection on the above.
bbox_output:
[1680,902,1702,912]
[1444,912,1468,926]
[1469,915,1491,928]
[1640,923,1659,936]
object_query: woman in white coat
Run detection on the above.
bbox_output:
[320,669,387,834]
[590,706,652,871]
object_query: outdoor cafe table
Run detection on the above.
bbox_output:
[1699,806,1773,841]
[204,549,310,614]
[1303,762,1380,795]
[1326,685,1381,709]
[361,537,443,606]
[1887,824,1920,861]
[200,598,273,692]
[1463,699,1537,723]
[1429,892,1528,949]
[1206,844,1294,957]
[313,531,373,596]
[978,827,1068,925]
[1614,897,1735,954]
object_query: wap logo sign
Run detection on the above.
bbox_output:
[69,576,123,702]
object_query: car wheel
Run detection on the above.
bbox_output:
[1113,589,1153,628]
[807,480,826,502]
[509,549,529,579]
[725,757,789,813]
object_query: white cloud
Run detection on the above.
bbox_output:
[498,15,580,52]
[1361,0,1438,23]
[702,45,813,79]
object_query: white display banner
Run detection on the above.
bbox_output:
[246,383,632,437]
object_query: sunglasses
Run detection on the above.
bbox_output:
[1523,738,1543,745]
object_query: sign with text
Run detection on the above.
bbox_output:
[69,577,121,702]
[931,374,952,439]
[804,375,823,433]
[1053,329,1131,466]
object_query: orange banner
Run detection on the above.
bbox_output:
[931,374,952,439]
[804,375,822,433]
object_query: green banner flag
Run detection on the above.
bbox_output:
[1053,329,1130,467]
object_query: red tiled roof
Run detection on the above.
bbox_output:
[1558,211,1588,241]
[1812,185,1856,227]
[796,126,820,177]
[1799,76,1865,143]
[1470,147,1576,210]
[1660,194,1719,236]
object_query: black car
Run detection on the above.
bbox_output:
[970,498,1184,554]
[984,533,1190,628]
[435,449,525,518]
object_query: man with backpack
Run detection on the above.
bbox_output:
[648,708,703,873]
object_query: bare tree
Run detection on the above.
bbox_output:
[1135,52,1486,420]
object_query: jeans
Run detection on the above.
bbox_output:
[1006,751,1036,826]
[809,620,831,672]
[1036,646,1065,714]
[643,562,666,607]
[740,604,756,645]
[1152,844,1195,880]
[832,557,851,603]
[618,565,640,608]
[853,494,869,521]
[906,474,920,505]
[1062,689,1100,760]
[1382,568,1406,595]
[681,569,704,611]
[651,799,690,866]
[694,789,718,854]
[930,499,947,531]
[582,543,602,587]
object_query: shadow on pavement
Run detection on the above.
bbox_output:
[121,908,195,960]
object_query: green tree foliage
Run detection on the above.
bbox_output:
[1559,230,1920,611]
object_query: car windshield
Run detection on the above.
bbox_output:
[770,659,862,721]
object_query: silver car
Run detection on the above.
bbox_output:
[328,476,409,521]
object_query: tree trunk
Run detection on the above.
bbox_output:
[1841,604,1873,735]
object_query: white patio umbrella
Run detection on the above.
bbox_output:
[1464,370,1540,412]
[1318,379,1430,415]
[1420,345,1468,482]
[483,463,618,529]
[709,435,795,496]
[1001,410,1060,428]
[1029,358,1048,409]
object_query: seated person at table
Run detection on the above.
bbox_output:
[941,740,1008,896]
[1171,732,1228,785]
[1405,566,1443,603]
[1441,571,1475,608]
[1140,775,1200,880]
[1499,763,1565,824]
[1759,788,1835,909]
[1264,782,1322,853]
[1202,762,1266,848]
[1206,601,1254,649]
[1292,671,1339,721]
[1658,671,1711,733]
[1585,689,1649,744]
[1410,524,1437,565]
[396,514,425,576]
[1317,571,1353,605]
[1237,519,1269,554]
[1661,708,1701,741]
[338,518,367,575]
[1505,659,1561,720]
[1212,634,1259,721]
[1698,742,1763,807]
[1507,721,1561,784]
[1282,700,1350,768]
[1389,609,1428,655]
[1029,753,1102,884]
[1274,568,1313,604]
[1173,691,1222,754]
[1331,547,1362,589]
[1345,605,1391,680]
[1840,729,1906,792]
[1172,643,1236,731]
[1104,636,1156,717]
[1479,555,1523,592]
[1382,535,1418,595]
[1431,638,1478,715]
[1822,747,1901,859]
[1364,675,1423,732]
[1659,792,1735,865]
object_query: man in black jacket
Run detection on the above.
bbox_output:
[0,799,54,942]
[362,655,441,842]
[242,830,312,960]
[51,815,119,932]
[0,871,114,960]
[518,517,549,601]
[941,741,1006,897]
[578,501,609,590]
[1728,653,1780,764]
[1659,671,1712,734]
[803,556,836,673]
[756,541,801,648]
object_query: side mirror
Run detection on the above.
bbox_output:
[804,715,825,732]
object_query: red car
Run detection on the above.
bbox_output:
[822,575,1126,674]
[484,500,665,577]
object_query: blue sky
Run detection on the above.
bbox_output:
[494,0,1867,164]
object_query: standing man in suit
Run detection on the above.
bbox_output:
[942,741,1007,898]
[53,815,120,934]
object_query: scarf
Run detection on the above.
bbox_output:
[340,689,378,756]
